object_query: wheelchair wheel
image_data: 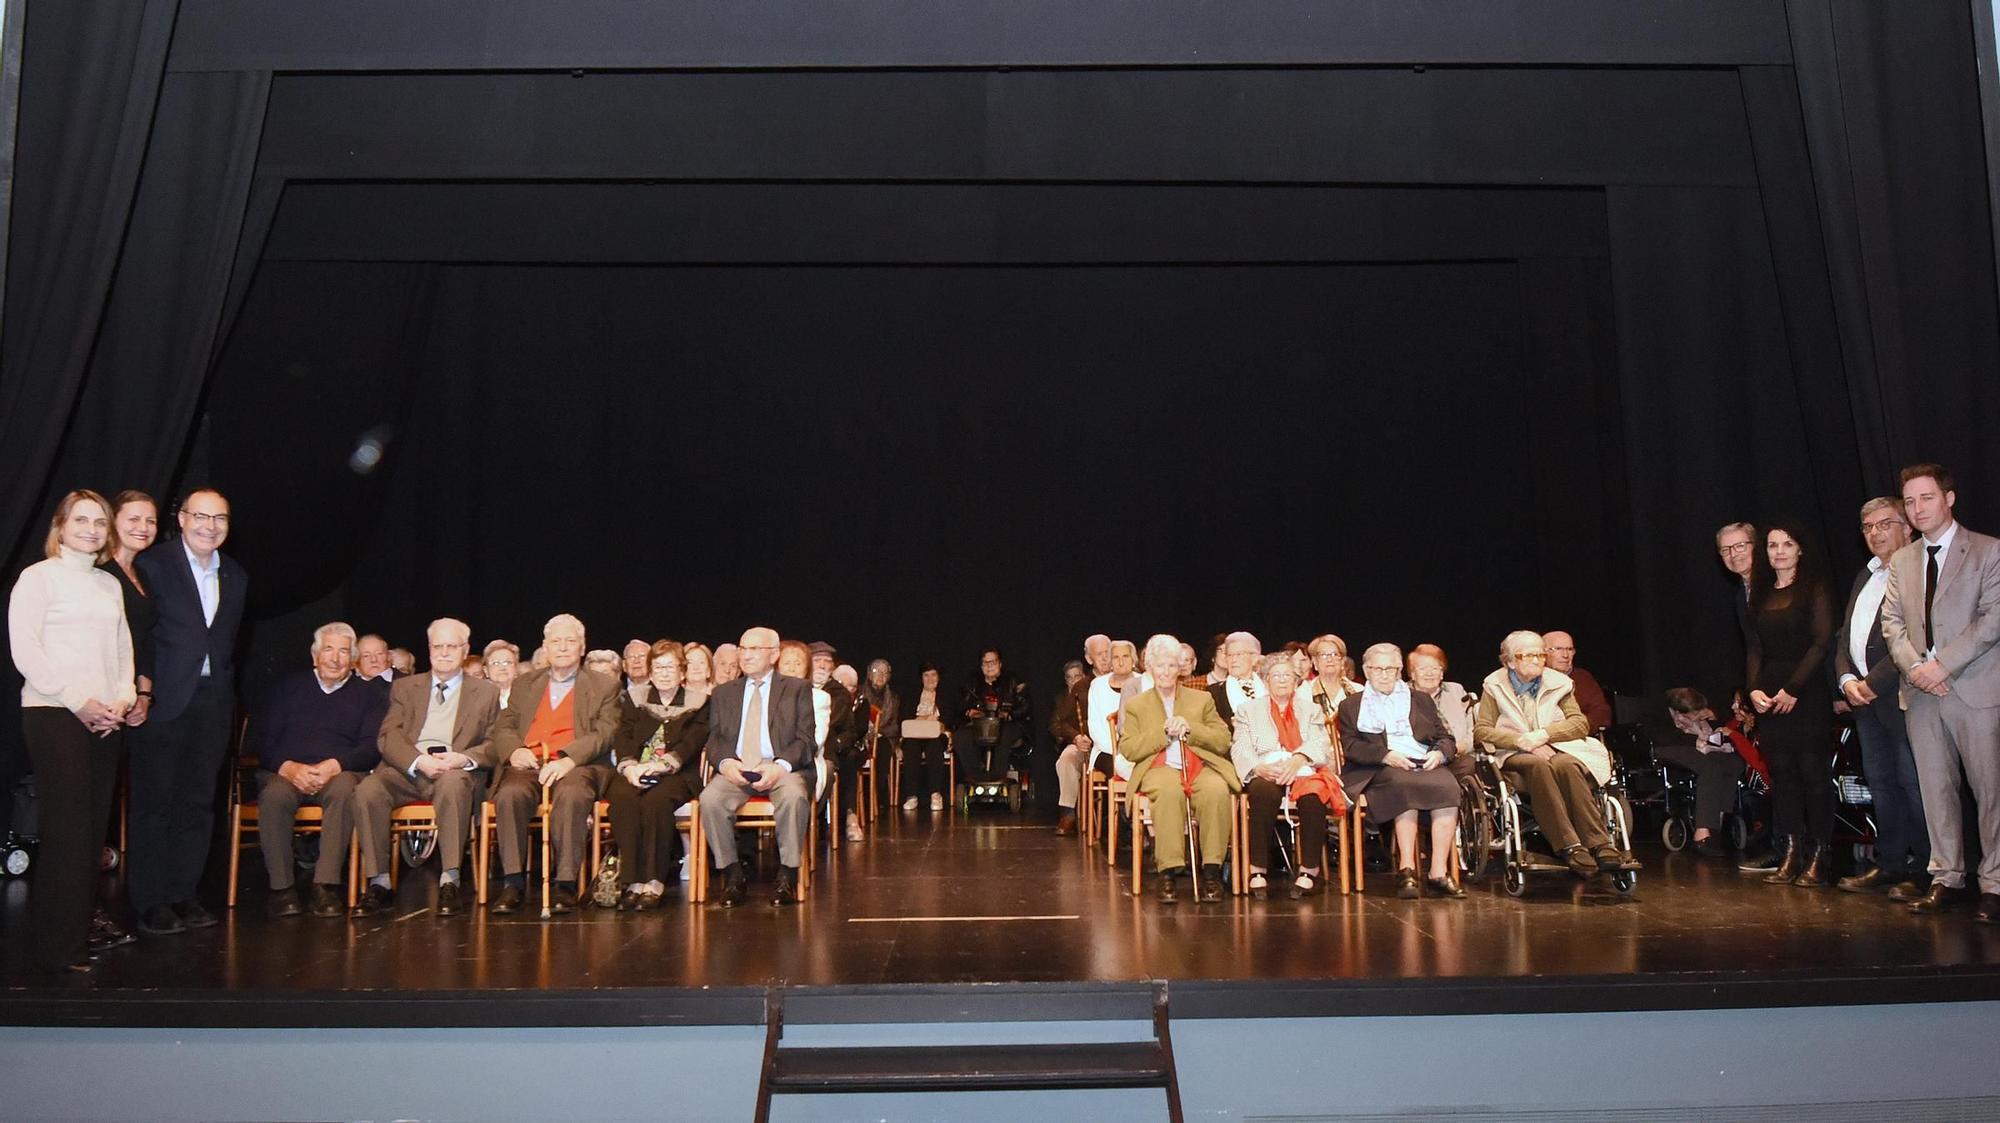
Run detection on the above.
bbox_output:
[1456,786,1493,882]
[1660,816,1688,852]
[1502,859,1528,898]
[1610,868,1638,894]
[1007,783,1022,813]
[3,843,30,877]
[1727,815,1752,853]
[99,845,121,872]
[400,829,437,868]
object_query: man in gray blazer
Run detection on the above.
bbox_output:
[353,617,500,917]
[1881,463,2000,921]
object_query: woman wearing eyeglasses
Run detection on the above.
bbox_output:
[1341,644,1465,898]
[605,640,710,909]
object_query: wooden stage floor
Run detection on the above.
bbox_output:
[6,805,2000,1025]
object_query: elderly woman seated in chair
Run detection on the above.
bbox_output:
[1338,643,1465,899]
[604,640,710,909]
[1232,653,1345,899]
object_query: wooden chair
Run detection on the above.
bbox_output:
[1233,790,1362,896]
[587,795,707,901]
[1127,780,1239,896]
[354,799,442,908]
[225,719,358,907]
[886,724,956,813]
[474,797,550,905]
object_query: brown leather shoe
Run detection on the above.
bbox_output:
[1054,813,1078,837]
[1838,866,1897,893]
[1976,894,2000,925]
[1791,844,1830,888]
[1909,882,1976,914]
[1889,876,1931,903]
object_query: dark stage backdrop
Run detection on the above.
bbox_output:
[207,259,1629,707]
[5,0,2000,791]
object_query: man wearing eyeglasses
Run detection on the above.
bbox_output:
[130,488,248,936]
[1832,497,1927,897]
[1474,630,1624,879]
[699,626,817,907]
[1206,632,1264,726]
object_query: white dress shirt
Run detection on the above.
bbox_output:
[1841,555,1890,685]
[184,541,219,676]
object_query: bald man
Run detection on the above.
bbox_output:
[699,627,817,907]
[1543,631,1614,732]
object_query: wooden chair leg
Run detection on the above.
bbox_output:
[1130,800,1143,896]
[1107,785,1120,867]
[349,831,361,900]
[829,771,840,852]
[476,808,491,904]
[227,808,243,908]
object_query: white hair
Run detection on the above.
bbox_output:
[1225,630,1262,655]
[544,613,586,639]
[584,649,620,671]
[1143,633,1182,669]
[1499,630,1543,663]
[1361,642,1403,666]
[1111,639,1137,658]
[310,621,357,656]
[426,617,471,646]
[1083,633,1111,655]
[833,664,859,691]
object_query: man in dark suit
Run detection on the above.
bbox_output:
[1207,631,1263,726]
[353,617,501,917]
[486,612,623,915]
[1833,496,1927,896]
[129,488,248,936]
[699,626,816,907]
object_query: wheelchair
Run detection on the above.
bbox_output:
[1470,746,1637,897]
[956,719,1028,814]
[1605,723,1702,851]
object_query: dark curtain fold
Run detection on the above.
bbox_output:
[0,0,180,565]
[48,70,274,506]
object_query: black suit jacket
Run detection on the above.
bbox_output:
[703,672,816,775]
[1833,563,1906,728]
[133,540,248,722]
[1207,681,1234,725]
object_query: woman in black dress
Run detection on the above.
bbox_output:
[89,490,159,952]
[1744,521,1836,887]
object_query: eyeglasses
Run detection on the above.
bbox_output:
[185,511,230,527]
[428,642,467,652]
[1716,542,1752,556]
[1861,517,1906,533]
[1514,652,1548,662]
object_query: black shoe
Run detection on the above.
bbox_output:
[137,904,186,936]
[1976,894,2000,924]
[1694,836,1728,859]
[772,866,800,906]
[1838,866,1897,893]
[437,881,466,916]
[1791,844,1831,887]
[1156,867,1183,905]
[174,899,218,929]
[618,887,645,912]
[490,883,525,915]
[1762,837,1803,884]
[1396,869,1421,899]
[1428,872,1467,899]
[1737,847,1781,873]
[267,888,304,919]
[352,884,394,917]
[1909,882,1976,914]
[1889,876,1932,903]
[550,882,581,915]
[309,883,346,918]
[88,910,137,953]
[1197,865,1224,903]
[719,866,748,908]
[635,890,665,911]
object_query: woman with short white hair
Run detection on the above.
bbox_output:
[1339,643,1465,898]
[1233,653,1344,898]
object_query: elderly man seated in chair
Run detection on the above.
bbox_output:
[1119,633,1238,904]
[1473,629,1629,879]
[699,626,817,908]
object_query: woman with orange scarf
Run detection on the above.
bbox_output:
[1233,654,1345,899]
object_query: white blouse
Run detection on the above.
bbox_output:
[10,546,136,712]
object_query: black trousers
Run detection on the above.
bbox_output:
[1760,708,1835,845]
[960,722,1024,783]
[127,678,233,912]
[1245,776,1330,873]
[1651,743,1744,836]
[836,750,866,821]
[604,769,699,885]
[22,710,121,970]
[902,737,948,800]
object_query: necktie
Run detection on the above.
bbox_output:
[1242,679,1257,700]
[1924,544,1942,652]
[740,678,764,766]
[436,681,449,708]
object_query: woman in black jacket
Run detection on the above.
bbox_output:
[1743,521,1837,887]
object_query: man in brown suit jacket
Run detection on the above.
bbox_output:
[351,617,500,917]
[487,613,623,914]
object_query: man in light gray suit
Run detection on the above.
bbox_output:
[1881,463,2000,922]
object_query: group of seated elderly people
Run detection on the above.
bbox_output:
[1054,626,1642,905]
[251,612,908,916]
